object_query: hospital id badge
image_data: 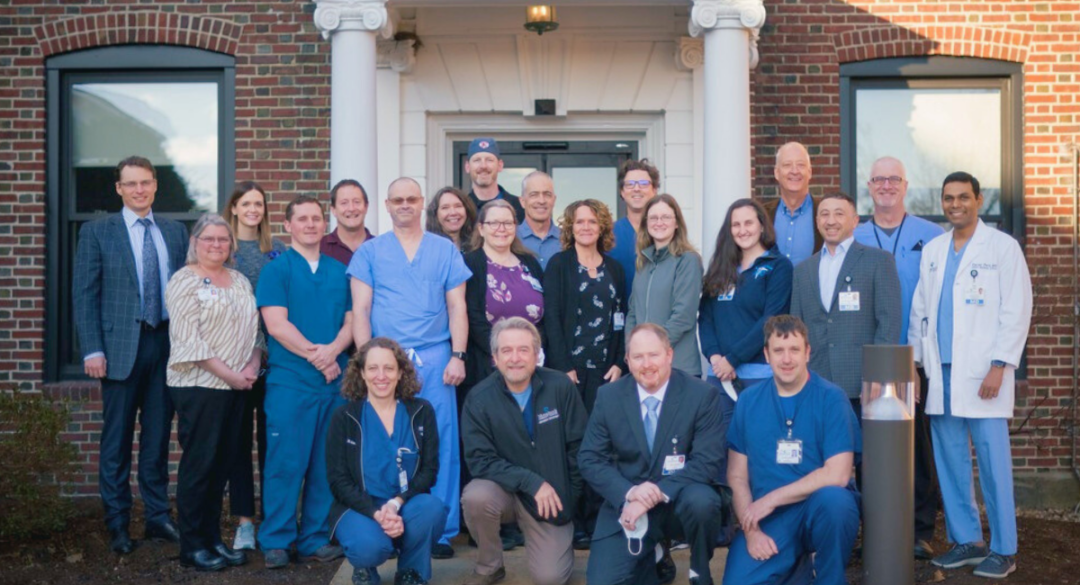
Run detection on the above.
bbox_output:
[964,285,985,306]
[838,291,860,312]
[776,439,802,465]
[613,312,625,331]
[662,454,686,476]
[398,468,409,493]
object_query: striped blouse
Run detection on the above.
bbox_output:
[165,266,264,390]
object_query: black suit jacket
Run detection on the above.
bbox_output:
[578,369,725,539]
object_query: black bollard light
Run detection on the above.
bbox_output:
[861,344,915,585]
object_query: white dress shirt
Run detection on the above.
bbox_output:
[818,235,854,312]
[122,206,172,319]
[637,379,670,420]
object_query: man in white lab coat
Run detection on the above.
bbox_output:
[908,171,1032,580]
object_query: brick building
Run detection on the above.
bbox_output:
[0,0,1077,506]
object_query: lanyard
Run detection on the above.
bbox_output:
[773,389,804,439]
[871,213,907,256]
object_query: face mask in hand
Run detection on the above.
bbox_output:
[623,512,648,556]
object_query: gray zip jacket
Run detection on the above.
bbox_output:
[625,245,703,376]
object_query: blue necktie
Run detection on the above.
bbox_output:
[644,396,660,452]
[137,218,162,327]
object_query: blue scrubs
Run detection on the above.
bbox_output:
[773,195,815,266]
[256,250,351,555]
[723,374,861,585]
[336,402,446,584]
[937,238,969,365]
[854,215,944,343]
[348,232,472,545]
[611,217,637,296]
[932,366,1017,556]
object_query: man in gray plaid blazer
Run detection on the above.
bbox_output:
[73,156,189,555]
[790,191,902,400]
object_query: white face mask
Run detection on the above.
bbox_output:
[623,512,648,556]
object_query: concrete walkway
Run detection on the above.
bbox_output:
[330,537,729,584]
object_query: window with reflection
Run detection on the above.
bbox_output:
[46,46,235,380]
[840,57,1022,233]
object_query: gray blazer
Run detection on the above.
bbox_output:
[625,245,703,376]
[73,212,189,381]
[790,241,901,397]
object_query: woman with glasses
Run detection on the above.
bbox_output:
[543,198,626,549]
[460,199,545,404]
[222,181,287,550]
[426,186,479,253]
[327,337,445,585]
[165,213,264,571]
[626,194,703,376]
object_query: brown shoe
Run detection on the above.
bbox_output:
[462,567,506,585]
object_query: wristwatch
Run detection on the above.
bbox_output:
[991,360,1007,368]
[451,351,467,361]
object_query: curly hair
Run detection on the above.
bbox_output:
[558,199,615,253]
[341,337,422,402]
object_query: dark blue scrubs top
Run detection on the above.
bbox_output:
[361,400,419,501]
[727,372,861,501]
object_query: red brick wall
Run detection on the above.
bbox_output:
[1,0,1077,494]
[753,0,1080,477]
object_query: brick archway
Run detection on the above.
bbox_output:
[34,12,242,57]
[834,25,1032,64]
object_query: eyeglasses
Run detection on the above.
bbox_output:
[388,196,424,206]
[118,180,156,190]
[646,214,675,224]
[197,236,232,245]
[623,179,653,189]
[869,175,904,186]
[482,221,515,231]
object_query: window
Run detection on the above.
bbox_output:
[840,57,1023,233]
[46,46,235,381]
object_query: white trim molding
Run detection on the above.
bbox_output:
[676,37,704,71]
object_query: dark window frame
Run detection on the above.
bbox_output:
[45,45,236,382]
[839,56,1024,237]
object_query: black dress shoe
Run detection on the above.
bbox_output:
[108,527,136,555]
[657,546,677,585]
[914,539,935,560]
[431,542,455,559]
[179,549,228,572]
[572,532,591,551]
[212,543,248,566]
[145,519,181,543]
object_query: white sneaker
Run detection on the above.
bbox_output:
[232,522,256,550]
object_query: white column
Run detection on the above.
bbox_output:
[314,0,391,233]
[690,0,766,255]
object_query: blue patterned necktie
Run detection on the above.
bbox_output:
[644,396,660,452]
[137,218,162,327]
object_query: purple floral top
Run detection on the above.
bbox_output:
[485,260,544,326]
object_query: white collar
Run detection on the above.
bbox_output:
[636,379,670,406]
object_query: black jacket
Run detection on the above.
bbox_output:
[461,367,588,526]
[542,249,627,373]
[326,397,439,539]
[462,248,546,391]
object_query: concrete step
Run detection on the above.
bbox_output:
[330,537,729,584]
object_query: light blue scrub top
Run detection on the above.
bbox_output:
[727,373,860,501]
[256,249,351,392]
[773,195,816,266]
[348,232,472,350]
[854,215,944,343]
[937,238,970,365]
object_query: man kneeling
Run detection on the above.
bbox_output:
[461,317,587,585]
[723,315,861,585]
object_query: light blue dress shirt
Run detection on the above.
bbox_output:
[937,238,970,365]
[818,235,854,312]
[517,221,562,270]
[774,195,815,265]
[122,206,172,320]
[854,215,945,343]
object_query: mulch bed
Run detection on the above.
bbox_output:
[1,499,1077,584]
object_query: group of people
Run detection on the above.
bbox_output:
[73,135,1032,584]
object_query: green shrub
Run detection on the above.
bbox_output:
[0,386,78,540]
